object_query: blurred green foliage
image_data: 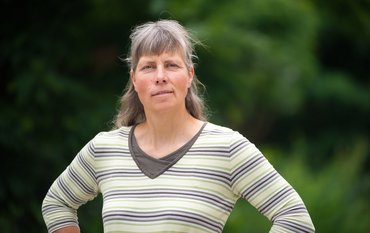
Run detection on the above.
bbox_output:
[1,0,369,232]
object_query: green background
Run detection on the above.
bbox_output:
[1,0,369,232]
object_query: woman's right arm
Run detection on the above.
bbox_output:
[42,139,99,233]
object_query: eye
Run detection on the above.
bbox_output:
[140,64,155,71]
[166,63,180,68]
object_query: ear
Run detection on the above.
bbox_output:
[187,67,194,88]
[130,69,137,90]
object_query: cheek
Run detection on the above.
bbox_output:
[133,78,149,93]
[135,84,149,100]
[134,84,148,104]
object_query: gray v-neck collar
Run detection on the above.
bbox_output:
[129,123,207,179]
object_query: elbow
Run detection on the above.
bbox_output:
[273,211,315,232]
[41,192,79,233]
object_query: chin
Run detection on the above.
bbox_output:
[150,102,182,113]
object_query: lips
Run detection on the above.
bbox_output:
[152,90,174,96]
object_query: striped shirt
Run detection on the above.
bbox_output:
[42,122,315,232]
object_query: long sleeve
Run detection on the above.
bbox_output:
[229,132,315,232]
[42,138,99,233]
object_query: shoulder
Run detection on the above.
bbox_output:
[203,122,246,139]
[202,122,252,146]
[200,123,258,158]
[92,126,132,145]
[205,122,256,146]
[203,122,234,134]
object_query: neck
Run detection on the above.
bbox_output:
[135,108,203,158]
[144,108,195,140]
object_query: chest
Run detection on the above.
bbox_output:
[96,154,237,223]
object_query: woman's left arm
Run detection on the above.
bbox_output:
[229,132,315,232]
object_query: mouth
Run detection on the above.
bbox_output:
[151,90,174,97]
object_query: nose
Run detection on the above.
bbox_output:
[155,66,167,84]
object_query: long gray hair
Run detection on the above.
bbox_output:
[113,20,208,128]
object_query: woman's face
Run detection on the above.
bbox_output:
[131,51,194,114]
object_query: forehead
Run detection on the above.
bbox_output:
[137,51,185,63]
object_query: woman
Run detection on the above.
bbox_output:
[42,20,315,233]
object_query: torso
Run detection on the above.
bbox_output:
[94,123,238,233]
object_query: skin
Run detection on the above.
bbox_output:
[131,51,204,158]
[53,226,80,233]
[132,51,193,115]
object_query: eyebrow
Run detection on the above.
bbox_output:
[164,58,182,64]
[138,57,183,64]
